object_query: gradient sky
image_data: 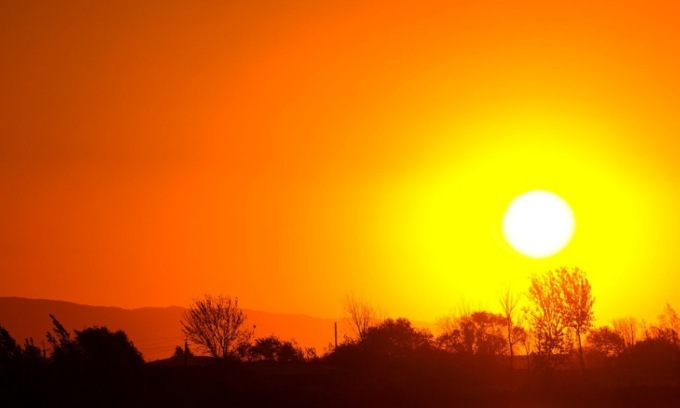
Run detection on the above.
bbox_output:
[2,0,679,325]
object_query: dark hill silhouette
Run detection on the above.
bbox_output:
[0,297,439,361]
[0,297,345,361]
[0,297,185,361]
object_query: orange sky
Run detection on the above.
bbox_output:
[1,0,679,325]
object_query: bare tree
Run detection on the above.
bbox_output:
[342,292,380,342]
[181,295,253,360]
[558,267,595,371]
[612,317,639,349]
[498,288,521,370]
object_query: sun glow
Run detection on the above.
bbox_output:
[502,190,575,258]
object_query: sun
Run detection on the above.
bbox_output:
[502,190,575,258]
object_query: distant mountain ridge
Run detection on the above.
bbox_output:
[0,297,341,361]
[0,297,439,362]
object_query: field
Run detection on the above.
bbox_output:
[5,361,680,407]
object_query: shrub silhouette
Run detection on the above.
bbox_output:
[74,326,143,370]
[361,318,432,359]
[436,311,506,358]
[172,344,194,359]
[587,326,625,358]
[247,335,304,362]
[331,317,436,368]
[618,337,679,375]
[46,315,142,371]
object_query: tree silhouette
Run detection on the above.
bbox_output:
[46,316,143,370]
[612,317,640,349]
[181,294,253,360]
[527,269,569,369]
[657,303,680,347]
[588,326,625,358]
[558,267,595,370]
[173,344,194,359]
[436,311,506,358]
[361,318,433,360]
[247,336,304,362]
[619,337,679,375]
[46,314,80,366]
[0,327,45,376]
[0,325,20,370]
[527,267,595,370]
[513,325,529,369]
[21,338,43,366]
[342,292,380,342]
[74,326,143,369]
[499,288,521,370]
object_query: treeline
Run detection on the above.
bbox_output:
[1,267,680,406]
[172,267,680,375]
[339,268,680,376]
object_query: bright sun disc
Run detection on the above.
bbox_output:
[502,190,575,258]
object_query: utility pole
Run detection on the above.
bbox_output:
[334,321,338,350]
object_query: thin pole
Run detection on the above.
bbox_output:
[334,321,338,350]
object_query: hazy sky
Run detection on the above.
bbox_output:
[2,0,679,323]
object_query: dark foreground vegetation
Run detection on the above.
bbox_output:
[2,267,680,406]
[2,316,680,407]
[2,345,680,407]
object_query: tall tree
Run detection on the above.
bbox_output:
[526,269,569,369]
[181,295,253,360]
[527,267,595,370]
[498,288,521,369]
[559,267,595,371]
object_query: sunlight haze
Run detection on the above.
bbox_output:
[1,0,679,328]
